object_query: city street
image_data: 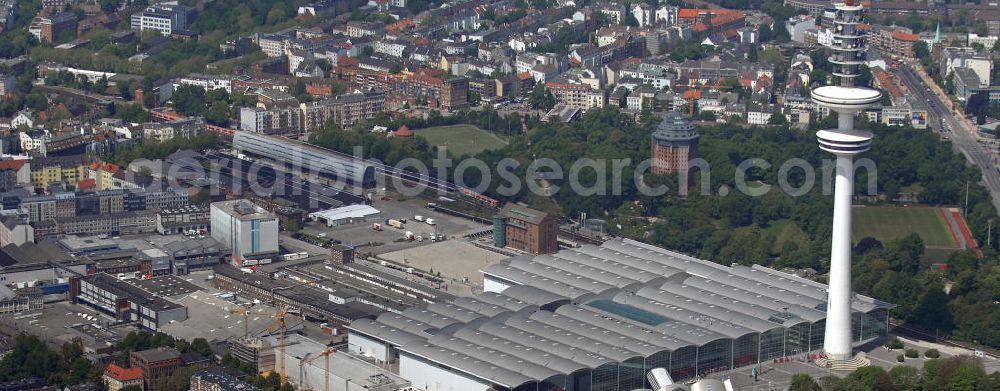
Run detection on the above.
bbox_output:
[896,65,1000,213]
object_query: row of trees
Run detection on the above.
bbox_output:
[853,234,1000,347]
[0,335,98,386]
[170,85,257,127]
[790,355,999,391]
[104,132,220,166]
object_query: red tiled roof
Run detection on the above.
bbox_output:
[338,57,360,67]
[516,72,533,81]
[387,19,414,34]
[872,67,904,98]
[77,178,96,189]
[891,31,920,42]
[394,125,413,137]
[678,9,703,19]
[89,162,120,173]
[0,160,27,171]
[683,90,702,100]
[104,364,142,382]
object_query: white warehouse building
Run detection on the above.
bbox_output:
[210,199,279,266]
[347,238,893,391]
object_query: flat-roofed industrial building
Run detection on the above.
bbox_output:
[347,238,893,391]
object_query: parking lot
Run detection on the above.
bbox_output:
[299,197,489,256]
[379,240,507,291]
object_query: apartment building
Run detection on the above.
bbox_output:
[142,117,204,143]
[239,106,304,134]
[29,155,88,187]
[31,13,77,43]
[176,74,232,93]
[344,21,385,38]
[300,89,386,130]
[546,80,599,111]
[131,2,193,36]
[56,211,157,236]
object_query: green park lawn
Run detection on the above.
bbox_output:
[852,206,957,248]
[414,125,508,156]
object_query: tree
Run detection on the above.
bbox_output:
[945,71,956,95]
[528,84,555,111]
[841,366,894,391]
[767,113,788,126]
[946,361,986,391]
[0,334,97,386]
[624,12,639,27]
[915,287,954,333]
[116,103,151,123]
[789,374,821,391]
[889,366,919,391]
[291,79,306,97]
[758,24,773,43]
[24,93,48,111]
[693,110,716,121]
[189,338,212,357]
[856,65,873,88]
[171,84,207,116]
[266,7,287,25]
[854,237,883,254]
[99,0,118,14]
[204,100,230,126]
[914,41,931,59]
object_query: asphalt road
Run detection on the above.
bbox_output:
[895,65,1000,213]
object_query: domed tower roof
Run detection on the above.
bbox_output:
[652,112,699,143]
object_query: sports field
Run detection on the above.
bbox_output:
[852,206,957,248]
[414,125,508,156]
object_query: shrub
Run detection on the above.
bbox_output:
[897,354,905,362]
[886,338,904,350]
[924,349,940,358]
[905,348,919,358]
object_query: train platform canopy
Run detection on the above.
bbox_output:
[348,238,896,390]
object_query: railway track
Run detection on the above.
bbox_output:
[889,320,999,358]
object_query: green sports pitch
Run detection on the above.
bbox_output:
[852,206,958,248]
[414,125,508,156]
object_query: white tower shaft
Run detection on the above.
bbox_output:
[825,153,855,360]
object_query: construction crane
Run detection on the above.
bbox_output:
[300,347,337,391]
[261,306,289,384]
[228,304,250,338]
